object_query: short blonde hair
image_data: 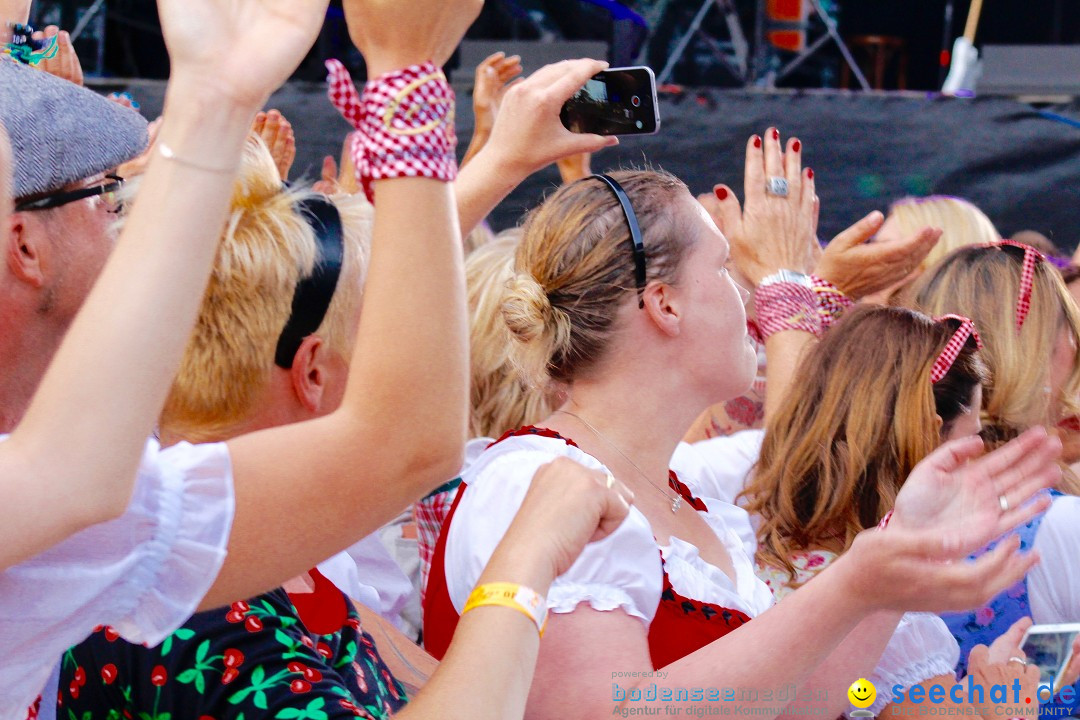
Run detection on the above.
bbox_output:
[890,195,999,271]
[467,231,549,438]
[160,136,371,439]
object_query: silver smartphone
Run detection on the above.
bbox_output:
[560,66,661,136]
[1021,623,1080,695]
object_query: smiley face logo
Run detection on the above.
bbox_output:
[848,678,876,709]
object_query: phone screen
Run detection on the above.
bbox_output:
[1022,629,1079,691]
[560,67,660,136]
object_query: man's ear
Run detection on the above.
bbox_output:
[640,282,681,338]
[288,335,329,413]
[6,213,45,288]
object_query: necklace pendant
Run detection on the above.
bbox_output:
[671,495,682,513]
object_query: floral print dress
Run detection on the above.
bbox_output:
[56,579,409,720]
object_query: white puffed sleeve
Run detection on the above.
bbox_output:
[855,612,961,717]
[0,438,234,718]
[1029,495,1080,624]
[445,446,662,625]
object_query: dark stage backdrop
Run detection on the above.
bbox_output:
[99,81,1080,251]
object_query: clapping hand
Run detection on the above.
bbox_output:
[891,427,1059,552]
[32,26,83,86]
[708,128,817,285]
[473,52,524,138]
[814,211,941,300]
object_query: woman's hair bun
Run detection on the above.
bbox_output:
[502,272,571,388]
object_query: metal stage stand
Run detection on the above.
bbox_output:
[656,0,750,85]
[654,0,871,90]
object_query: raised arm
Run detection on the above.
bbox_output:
[455,58,619,237]
[527,430,1058,719]
[208,0,482,607]
[0,0,328,570]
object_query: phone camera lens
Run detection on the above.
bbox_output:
[631,96,641,107]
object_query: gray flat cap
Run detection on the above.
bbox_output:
[0,57,148,199]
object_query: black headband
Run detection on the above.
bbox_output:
[591,174,647,308]
[274,197,345,369]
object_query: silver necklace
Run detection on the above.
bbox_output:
[554,409,683,513]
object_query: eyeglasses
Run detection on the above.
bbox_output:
[14,175,125,214]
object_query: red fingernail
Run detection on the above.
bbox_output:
[715,187,728,201]
[792,140,801,153]
[772,129,780,141]
[806,168,814,180]
[753,135,762,149]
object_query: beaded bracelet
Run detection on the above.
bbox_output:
[462,582,548,637]
[810,275,854,330]
[754,282,823,340]
[326,59,457,202]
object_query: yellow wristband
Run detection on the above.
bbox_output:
[463,582,548,637]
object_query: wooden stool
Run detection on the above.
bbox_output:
[841,34,909,90]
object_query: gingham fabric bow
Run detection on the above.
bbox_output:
[930,314,983,384]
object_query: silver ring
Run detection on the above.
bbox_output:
[765,176,789,197]
[605,472,616,490]
[1008,656,1028,666]
[999,494,1010,513]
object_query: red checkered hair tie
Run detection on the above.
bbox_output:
[930,314,983,384]
[325,58,458,202]
[981,240,1045,332]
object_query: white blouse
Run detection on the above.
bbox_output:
[1029,494,1080,624]
[443,432,773,628]
[670,432,765,554]
[0,437,234,719]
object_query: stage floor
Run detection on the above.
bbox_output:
[96,80,1080,251]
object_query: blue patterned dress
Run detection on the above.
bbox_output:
[940,492,1079,717]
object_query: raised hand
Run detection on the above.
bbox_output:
[482,59,620,178]
[557,151,593,185]
[342,0,484,78]
[709,129,818,285]
[891,427,1060,553]
[252,110,296,181]
[814,211,941,300]
[32,26,83,86]
[157,0,330,108]
[473,52,523,138]
[313,155,340,195]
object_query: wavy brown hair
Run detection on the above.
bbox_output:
[744,305,987,578]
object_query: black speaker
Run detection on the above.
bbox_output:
[980,45,1080,97]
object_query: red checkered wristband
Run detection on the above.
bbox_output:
[810,275,854,330]
[754,282,823,340]
[326,59,458,202]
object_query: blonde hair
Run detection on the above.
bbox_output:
[890,196,1000,270]
[160,136,372,440]
[914,244,1080,493]
[502,170,694,389]
[745,305,987,577]
[467,232,549,438]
